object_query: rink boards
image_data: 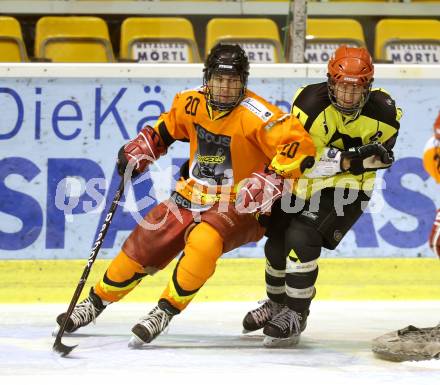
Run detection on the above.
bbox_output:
[1,64,440,260]
[1,258,440,303]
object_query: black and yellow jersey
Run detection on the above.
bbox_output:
[290,82,402,197]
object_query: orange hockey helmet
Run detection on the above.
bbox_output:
[327,45,374,115]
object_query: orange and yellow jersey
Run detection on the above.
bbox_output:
[423,135,440,184]
[152,87,315,207]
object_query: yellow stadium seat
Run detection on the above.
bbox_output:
[375,19,440,63]
[206,18,283,63]
[120,17,201,63]
[35,16,114,62]
[305,18,366,63]
[0,16,28,62]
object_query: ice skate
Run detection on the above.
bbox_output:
[263,307,309,348]
[128,301,178,348]
[55,287,107,334]
[242,299,285,333]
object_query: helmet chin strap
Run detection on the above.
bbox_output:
[206,91,241,111]
[341,108,361,121]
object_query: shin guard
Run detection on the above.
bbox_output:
[160,222,223,311]
[95,250,148,302]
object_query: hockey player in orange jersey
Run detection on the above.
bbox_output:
[55,43,316,346]
[423,111,440,258]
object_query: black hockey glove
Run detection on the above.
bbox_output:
[341,142,394,175]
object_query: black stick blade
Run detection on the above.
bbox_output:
[53,339,78,357]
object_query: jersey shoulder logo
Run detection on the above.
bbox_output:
[326,148,339,158]
[240,97,273,122]
[264,113,289,131]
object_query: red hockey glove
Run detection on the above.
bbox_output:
[236,170,284,214]
[429,209,440,259]
[117,126,167,177]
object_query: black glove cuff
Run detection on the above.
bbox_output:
[300,156,316,173]
[348,158,364,175]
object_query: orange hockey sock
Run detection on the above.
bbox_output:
[94,250,147,303]
[160,222,224,311]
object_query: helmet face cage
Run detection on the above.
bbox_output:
[327,76,372,115]
[203,44,249,111]
[327,45,374,116]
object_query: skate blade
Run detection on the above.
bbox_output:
[263,335,300,348]
[128,334,146,349]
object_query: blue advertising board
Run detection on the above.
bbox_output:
[0,65,439,259]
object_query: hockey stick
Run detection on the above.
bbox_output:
[53,178,125,357]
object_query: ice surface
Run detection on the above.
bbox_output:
[1,301,440,385]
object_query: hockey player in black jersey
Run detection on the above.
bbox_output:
[240,45,402,347]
